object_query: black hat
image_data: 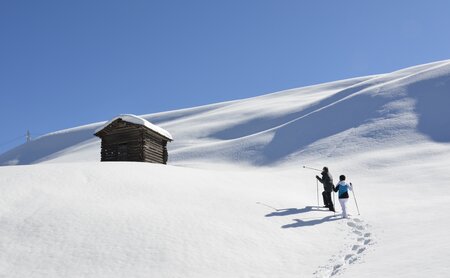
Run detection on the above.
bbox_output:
[339,175,346,181]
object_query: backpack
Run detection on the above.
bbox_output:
[338,182,350,198]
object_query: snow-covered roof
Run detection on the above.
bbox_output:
[95,114,173,140]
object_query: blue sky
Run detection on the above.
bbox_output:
[1,0,450,154]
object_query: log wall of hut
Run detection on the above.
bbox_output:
[96,119,170,164]
[143,135,168,164]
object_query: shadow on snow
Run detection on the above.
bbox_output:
[265,206,328,217]
[262,205,340,229]
[281,215,341,228]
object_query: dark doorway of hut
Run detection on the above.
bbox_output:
[117,144,128,161]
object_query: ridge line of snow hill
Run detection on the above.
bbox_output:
[170,60,450,166]
[142,79,354,132]
[177,59,450,145]
[236,59,450,138]
[164,77,384,141]
[0,75,369,165]
[1,59,450,166]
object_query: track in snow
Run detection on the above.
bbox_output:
[313,217,375,277]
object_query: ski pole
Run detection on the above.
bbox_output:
[303,165,321,172]
[316,179,319,206]
[332,190,336,216]
[350,183,360,215]
[303,166,321,207]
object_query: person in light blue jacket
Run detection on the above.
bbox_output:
[333,175,353,218]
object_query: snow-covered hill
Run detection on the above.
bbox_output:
[1,60,450,277]
[2,60,450,168]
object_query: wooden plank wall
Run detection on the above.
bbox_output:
[143,137,165,164]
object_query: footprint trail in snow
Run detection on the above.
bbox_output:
[313,217,375,277]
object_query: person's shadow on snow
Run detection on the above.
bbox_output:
[281,215,340,229]
[265,206,326,217]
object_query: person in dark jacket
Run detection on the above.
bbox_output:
[316,166,335,211]
[334,175,353,218]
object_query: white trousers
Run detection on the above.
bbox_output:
[339,198,349,218]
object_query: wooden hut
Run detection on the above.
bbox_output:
[94,114,173,164]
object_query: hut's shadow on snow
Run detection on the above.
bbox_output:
[282,215,340,229]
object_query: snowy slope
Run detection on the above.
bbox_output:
[0,163,353,277]
[1,60,450,277]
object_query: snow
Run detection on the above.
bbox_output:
[1,59,450,277]
[95,114,173,140]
